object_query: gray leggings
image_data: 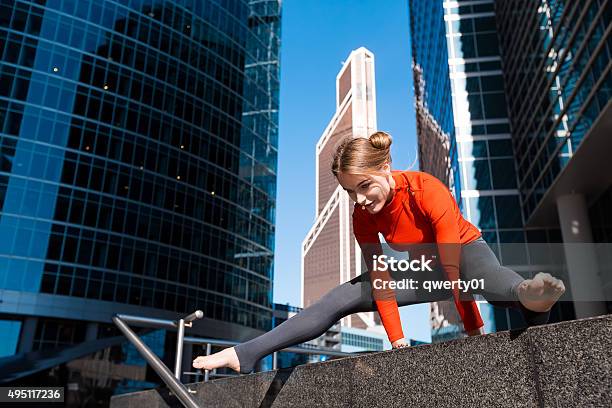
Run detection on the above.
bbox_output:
[234,237,550,374]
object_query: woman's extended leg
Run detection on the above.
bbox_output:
[459,237,565,326]
[231,280,371,374]
[193,269,435,374]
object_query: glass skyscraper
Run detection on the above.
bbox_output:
[410,0,500,336]
[0,0,281,390]
[444,0,520,247]
[442,0,534,330]
[409,0,583,333]
[495,0,611,317]
[409,0,462,201]
[495,0,611,223]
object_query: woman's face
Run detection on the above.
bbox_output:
[336,164,394,214]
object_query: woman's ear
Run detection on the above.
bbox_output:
[381,162,391,174]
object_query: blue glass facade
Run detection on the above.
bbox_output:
[0,0,280,361]
[113,329,165,395]
[443,0,528,253]
[408,0,577,334]
[0,320,21,357]
[445,0,575,331]
[494,0,610,320]
[409,0,462,201]
[495,0,612,222]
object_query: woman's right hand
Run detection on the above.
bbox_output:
[391,338,408,349]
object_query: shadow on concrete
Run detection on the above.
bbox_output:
[257,366,295,408]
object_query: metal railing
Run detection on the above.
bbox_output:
[112,312,202,408]
[113,310,352,408]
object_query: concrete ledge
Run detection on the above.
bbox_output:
[111,314,612,407]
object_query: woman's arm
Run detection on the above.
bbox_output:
[359,239,406,344]
[419,176,484,332]
[353,207,406,344]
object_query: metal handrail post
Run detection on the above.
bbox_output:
[112,316,199,408]
[204,343,211,382]
[174,318,185,380]
[272,351,278,370]
[183,310,204,323]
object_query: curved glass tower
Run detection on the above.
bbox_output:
[0,0,280,364]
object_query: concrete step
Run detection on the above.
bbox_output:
[111,314,612,407]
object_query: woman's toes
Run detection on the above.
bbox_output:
[192,357,206,369]
[193,355,217,370]
[191,348,240,373]
[534,272,552,284]
[193,356,212,368]
[531,273,565,293]
[541,274,565,292]
[518,273,566,313]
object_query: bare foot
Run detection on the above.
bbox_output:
[192,347,240,373]
[517,272,566,312]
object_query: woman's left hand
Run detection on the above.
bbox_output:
[391,338,409,349]
[466,326,485,336]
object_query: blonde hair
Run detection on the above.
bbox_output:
[331,131,392,176]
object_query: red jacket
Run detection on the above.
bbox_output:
[353,170,484,343]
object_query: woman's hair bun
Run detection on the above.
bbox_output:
[331,131,393,176]
[369,131,392,150]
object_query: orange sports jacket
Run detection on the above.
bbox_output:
[353,170,484,343]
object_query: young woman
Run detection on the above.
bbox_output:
[193,131,565,374]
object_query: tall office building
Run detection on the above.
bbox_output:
[495,0,611,316]
[409,0,492,336]
[441,0,542,330]
[413,64,453,187]
[409,0,578,334]
[340,326,389,353]
[410,1,460,197]
[0,0,281,393]
[301,47,379,330]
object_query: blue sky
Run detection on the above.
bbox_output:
[272,0,430,342]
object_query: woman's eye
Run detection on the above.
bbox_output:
[361,184,370,189]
